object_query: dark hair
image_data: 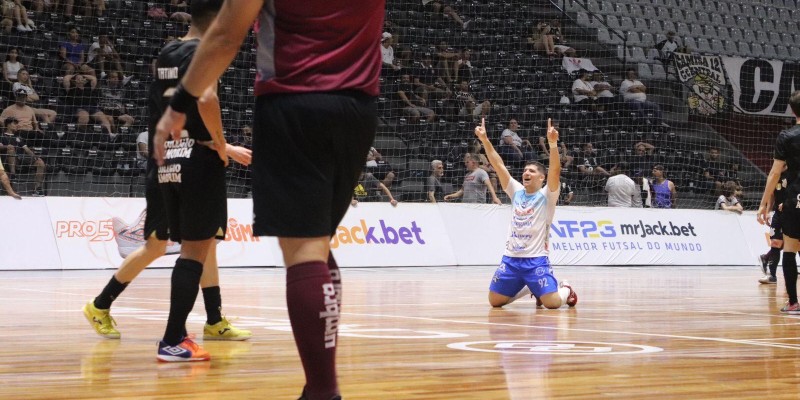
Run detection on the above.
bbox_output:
[525,161,546,175]
[5,47,19,62]
[722,181,737,197]
[4,117,18,125]
[190,0,224,27]
[790,90,800,117]
[615,161,628,174]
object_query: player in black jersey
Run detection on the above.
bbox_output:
[758,90,800,314]
[82,0,253,350]
[758,167,787,285]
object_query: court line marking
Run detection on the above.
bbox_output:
[336,311,800,351]
[8,286,800,350]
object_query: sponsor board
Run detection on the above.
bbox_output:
[45,197,280,269]
[331,203,457,267]
[0,198,775,269]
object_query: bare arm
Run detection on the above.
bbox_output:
[759,159,785,224]
[196,84,228,167]
[669,181,677,208]
[179,0,261,97]
[378,182,398,206]
[444,188,463,201]
[475,119,510,191]
[428,190,437,203]
[485,178,501,204]
[546,118,561,193]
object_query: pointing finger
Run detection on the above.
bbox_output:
[547,118,551,130]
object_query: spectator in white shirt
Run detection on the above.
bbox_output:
[571,69,597,108]
[589,71,615,109]
[380,32,400,78]
[619,68,663,125]
[605,162,641,207]
[715,180,743,214]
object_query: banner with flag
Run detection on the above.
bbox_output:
[672,53,727,115]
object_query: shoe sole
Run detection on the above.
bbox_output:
[157,354,211,362]
[759,279,777,284]
[82,304,120,339]
[203,334,252,341]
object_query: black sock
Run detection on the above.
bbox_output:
[769,247,781,277]
[94,276,128,310]
[202,286,222,325]
[163,258,203,346]
[768,247,781,263]
[782,252,798,304]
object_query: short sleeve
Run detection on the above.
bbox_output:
[503,178,524,198]
[775,132,787,161]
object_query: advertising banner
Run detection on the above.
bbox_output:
[330,203,457,267]
[0,198,774,269]
[45,197,281,269]
[672,52,727,115]
[723,57,799,117]
[0,197,61,269]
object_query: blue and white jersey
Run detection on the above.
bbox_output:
[503,178,560,258]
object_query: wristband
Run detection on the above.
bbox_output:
[549,142,558,149]
[169,83,199,113]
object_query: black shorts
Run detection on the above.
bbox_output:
[158,139,227,243]
[770,210,784,240]
[781,203,800,239]
[143,158,170,241]
[252,91,377,237]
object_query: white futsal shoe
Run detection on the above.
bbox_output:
[112,209,181,258]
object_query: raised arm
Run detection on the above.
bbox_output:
[546,118,561,193]
[758,159,786,224]
[475,118,511,190]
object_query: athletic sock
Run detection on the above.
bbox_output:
[782,252,798,305]
[94,276,128,310]
[286,261,339,400]
[328,252,342,310]
[202,286,222,325]
[558,286,570,306]
[768,247,781,267]
[163,258,203,346]
[769,248,781,278]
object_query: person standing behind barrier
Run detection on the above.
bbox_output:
[427,159,446,203]
[650,164,675,208]
[477,117,577,309]
[444,152,502,204]
[758,91,800,314]
[758,166,788,285]
[605,162,640,207]
[153,0,385,398]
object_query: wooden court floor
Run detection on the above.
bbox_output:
[1,265,799,399]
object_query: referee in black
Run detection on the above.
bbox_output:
[758,90,800,314]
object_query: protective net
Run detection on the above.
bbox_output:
[0,1,253,198]
[1,0,797,210]
[377,0,796,208]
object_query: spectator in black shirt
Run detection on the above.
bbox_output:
[413,52,450,102]
[63,73,112,135]
[397,73,435,123]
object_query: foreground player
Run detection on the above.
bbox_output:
[758,165,787,284]
[154,0,384,397]
[758,90,800,313]
[83,0,252,347]
[477,118,577,309]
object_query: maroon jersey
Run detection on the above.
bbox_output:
[254,0,384,97]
